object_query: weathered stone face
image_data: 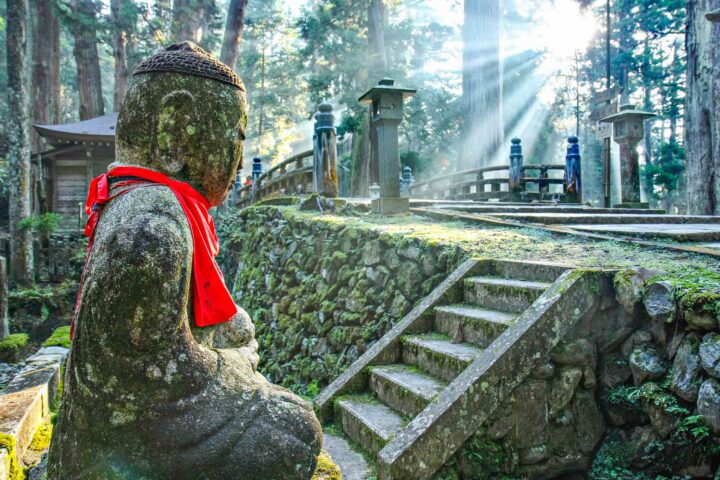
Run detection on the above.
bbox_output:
[47,64,322,478]
[115,72,248,205]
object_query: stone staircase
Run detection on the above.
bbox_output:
[315,258,601,479]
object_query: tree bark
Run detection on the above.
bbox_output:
[351,0,387,197]
[685,0,720,214]
[111,0,130,112]
[6,0,35,285]
[71,0,105,120]
[462,0,503,169]
[30,0,61,152]
[172,0,215,44]
[368,0,387,72]
[219,0,248,69]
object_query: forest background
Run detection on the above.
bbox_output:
[0,0,704,219]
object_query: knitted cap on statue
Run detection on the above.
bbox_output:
[47,42,322,480]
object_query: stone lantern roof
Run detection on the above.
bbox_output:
[707,8,720,21]
[358,78,417,104]
[599,104,656,123]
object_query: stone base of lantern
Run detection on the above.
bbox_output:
[372,197,409,215]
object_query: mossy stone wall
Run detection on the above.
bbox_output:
[219,206,465,393]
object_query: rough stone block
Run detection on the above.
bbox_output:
[513,380,548,448]
[372,197,409,215]
[548,367,582,416]
[697,379,720,434]
[699,333,720,379]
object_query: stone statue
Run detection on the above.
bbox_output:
[48,42,323,480]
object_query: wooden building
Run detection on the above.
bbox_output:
[33,114,117,224]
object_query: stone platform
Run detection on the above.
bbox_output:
[404,200,720,244]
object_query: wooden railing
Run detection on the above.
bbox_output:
[409,164,569,202]
[235,149,314,208]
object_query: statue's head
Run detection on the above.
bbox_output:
[115,42,247,205]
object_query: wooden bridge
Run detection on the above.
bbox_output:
[232,97,582,209]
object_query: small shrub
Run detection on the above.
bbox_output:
[0,333,29,363]
[17,212,62,236]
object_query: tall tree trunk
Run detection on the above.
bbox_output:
[350,0,387,197]
[617,0,635,102]
[256,45,266,138]
[111,0,130,112]
[71,0,105,120]
[462,0,503,169]
[172,0,214,44]
[7,0,35,285]
[219,0,248,70]
[31,0,61,151]
[368,0,387,72]
[172,0,195,41]
[685,0,720,214]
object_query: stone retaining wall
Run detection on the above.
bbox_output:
[0,345,68,480]
[220,206,720,478]
[433,270,720,480]
[219,206,465,392]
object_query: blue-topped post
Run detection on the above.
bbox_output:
[232,168,243,204]
[252,156,263,181]
[359,78,417,214]
[251,156,263,202]
[313,102,339,197]
[509,138,523,199]
[564,136,582,203]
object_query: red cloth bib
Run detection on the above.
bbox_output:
[79,166,237,331]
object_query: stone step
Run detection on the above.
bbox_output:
[464,277,549,313]
[434,304,515,347]
[400,334,482,382]
[483,259,570,283]
[429,204,665,215]
[566,223,720,242]
[486,212,720,225]
[322,430,373,480]
[336,397,407,455]
[369,365,447,417]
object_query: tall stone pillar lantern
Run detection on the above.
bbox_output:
[359,78,416,214]
[600,104,655,207]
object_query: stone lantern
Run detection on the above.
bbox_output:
[601,104,655,207]
[707,8,720,21]
[359,78,416,214]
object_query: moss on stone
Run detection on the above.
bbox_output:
[28,422,52,452]
[0,333,29,363]
[649,268,720,319]
[42,326,71,349]
[0,433,24,480]
[311,451,342,480]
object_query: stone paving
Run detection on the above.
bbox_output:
[409,200,720,244]
[322,432,372,480]
[566,223,720,241]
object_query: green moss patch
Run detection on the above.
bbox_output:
[28,422,52,452]
[42,326,71,349]
[0,333,29,363]
[649,268,720,318]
